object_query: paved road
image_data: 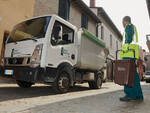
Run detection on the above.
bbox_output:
[21,84,150,113]
[0,81,149,113]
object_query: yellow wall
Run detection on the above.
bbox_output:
[0,0,34,61]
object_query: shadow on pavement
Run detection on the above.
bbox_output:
[28,86,150,113]
[0,83,109,102]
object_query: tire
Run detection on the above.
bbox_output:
[88,73,103,89]
[53,66,72,93]
[88,81,95,89]
[146,80,150,83]
[16,80,33,88]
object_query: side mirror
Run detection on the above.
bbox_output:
[53,26,63,40]
[58,26,63,39]
[105,58,109,63]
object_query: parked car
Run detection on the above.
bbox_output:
[145,71,150,83]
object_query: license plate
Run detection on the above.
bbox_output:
[4,70,14,75]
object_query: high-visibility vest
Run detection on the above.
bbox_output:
[120,24,139,59]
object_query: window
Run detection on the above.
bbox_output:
[101,26,104,40]
[116,41,118,50]
[110,34,112,48]
[81,13,88,29]
[96,25,98,37]
[58,0,70,21]
[51,21,74,46]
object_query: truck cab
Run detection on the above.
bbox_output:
[4,15,77,68]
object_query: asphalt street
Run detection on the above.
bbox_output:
[21,85,150,113]
[0,80,150,113]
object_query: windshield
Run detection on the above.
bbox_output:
[8,16,51,43]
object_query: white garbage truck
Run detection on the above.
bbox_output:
[1,15,109,93]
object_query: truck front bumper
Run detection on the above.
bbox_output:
[0,66,45,83]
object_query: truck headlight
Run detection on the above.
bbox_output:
[30,44,43,68]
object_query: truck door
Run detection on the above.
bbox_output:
[47,20,77,68]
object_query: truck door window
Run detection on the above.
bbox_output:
[51,21,74,46]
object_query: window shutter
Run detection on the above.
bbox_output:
[81,13,88,29]
[96,25,98,37]
[101,26,104,40]
[58,0,70,21]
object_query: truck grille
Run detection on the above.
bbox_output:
[5,57,31,65]
[8,58,24,64]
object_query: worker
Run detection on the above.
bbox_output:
[120,16,144,101]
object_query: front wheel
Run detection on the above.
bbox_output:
[88,74,103,89]
[16,80,33,88]
[53,67,71,93]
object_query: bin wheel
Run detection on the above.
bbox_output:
[53,67,71,93]
[16,80,33,88]
[88,74,103,89]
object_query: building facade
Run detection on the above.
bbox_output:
[146,0,150,52]
[34,0,101,36]
[90,6,122,60]
[34,0,122,59]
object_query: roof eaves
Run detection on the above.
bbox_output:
[96,7,122,40]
